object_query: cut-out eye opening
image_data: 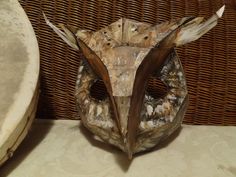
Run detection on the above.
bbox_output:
[146,76,168,99]
[90,79,109,101]
[144,36,148,40]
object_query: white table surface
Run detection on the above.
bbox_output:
[0,120,235,177]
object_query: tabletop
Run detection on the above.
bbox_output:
[0,119,235,177]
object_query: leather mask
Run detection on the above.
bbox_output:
[44,5,224,158]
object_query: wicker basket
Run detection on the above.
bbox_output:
[20,0,236,125]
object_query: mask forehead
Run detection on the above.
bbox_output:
[76,18,185,96]
[99,47,150,96]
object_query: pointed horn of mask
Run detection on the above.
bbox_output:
[175,5,225,46]
[43,12,79,50]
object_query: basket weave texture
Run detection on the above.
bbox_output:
[20,0,236,125]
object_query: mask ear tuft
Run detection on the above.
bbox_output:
[43,12,79,50]
[175,5,225,46]
[216,5,225,18]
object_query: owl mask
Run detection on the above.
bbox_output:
[44,5,224,159]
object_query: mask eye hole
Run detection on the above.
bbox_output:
[90,79,108,101]
[146,77,168,99]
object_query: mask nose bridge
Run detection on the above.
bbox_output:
[103,47,150,97]
[113,96,131,134]
[107,63,134,139]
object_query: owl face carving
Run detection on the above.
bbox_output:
[44,5,224,158]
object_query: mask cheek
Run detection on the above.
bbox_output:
[135,50,188,152]
[75,65,124,150]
